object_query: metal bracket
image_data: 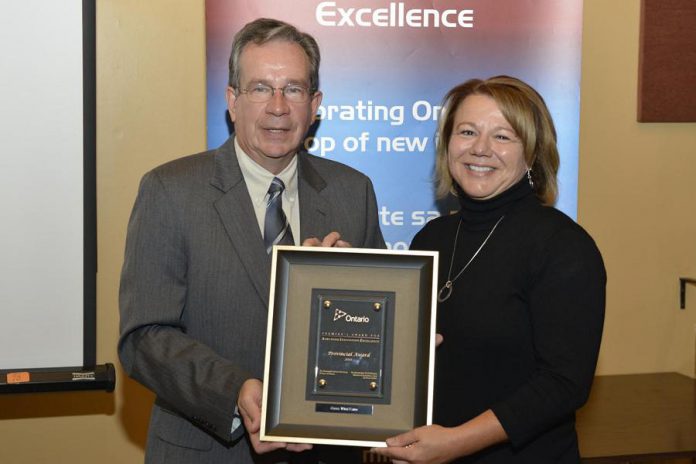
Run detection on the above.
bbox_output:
[679,277,696,309]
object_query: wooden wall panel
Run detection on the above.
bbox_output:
[638,0,696,122]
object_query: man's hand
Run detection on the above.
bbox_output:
[302,231,351,247]
[237,379,312,454]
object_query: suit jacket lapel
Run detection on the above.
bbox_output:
[211,138,271,308]
[297,152,332,241]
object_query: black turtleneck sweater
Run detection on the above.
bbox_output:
[410,178,606,463]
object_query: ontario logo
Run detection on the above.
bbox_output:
[333,308,370,323]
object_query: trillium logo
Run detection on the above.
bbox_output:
[333,308,370,323]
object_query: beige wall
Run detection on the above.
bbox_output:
[579,1,696,376]
[1,1,694,462]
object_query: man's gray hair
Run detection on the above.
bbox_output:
[228,18,320,91]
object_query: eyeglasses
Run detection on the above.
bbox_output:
[238,83,314,103]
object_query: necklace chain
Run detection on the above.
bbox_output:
[437,215,505,303]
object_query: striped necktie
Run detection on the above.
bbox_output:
[264,177,294,254]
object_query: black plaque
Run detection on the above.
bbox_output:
[306,289,394,404]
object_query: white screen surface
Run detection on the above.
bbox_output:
[0,1,85,369]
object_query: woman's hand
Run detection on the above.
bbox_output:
[370,410,507,464]
[370,425,464,464]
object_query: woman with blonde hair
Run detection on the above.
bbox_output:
[374,76,605,463]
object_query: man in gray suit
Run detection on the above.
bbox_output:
[119,18,385,463]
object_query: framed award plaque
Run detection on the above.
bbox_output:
[260,246,438,447]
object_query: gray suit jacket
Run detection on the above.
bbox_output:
[119,137,385,463]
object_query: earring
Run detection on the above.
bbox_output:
[526,168,534,188]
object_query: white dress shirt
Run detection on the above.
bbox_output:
[234,137,300,245]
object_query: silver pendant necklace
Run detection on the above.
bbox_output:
[437,215,505,303]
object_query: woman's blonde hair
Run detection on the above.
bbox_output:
[435,76,559,205]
